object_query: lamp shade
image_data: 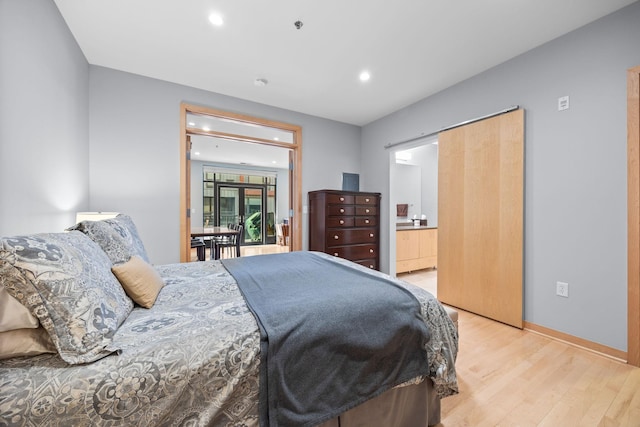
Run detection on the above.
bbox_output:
[75,212,119,223]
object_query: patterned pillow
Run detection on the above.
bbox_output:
[70,214,150,264]
[104,214,150,263]
[68,220,136,265]
[0,231,133,364]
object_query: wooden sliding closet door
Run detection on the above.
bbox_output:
[438,109,524,328]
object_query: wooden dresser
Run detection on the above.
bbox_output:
[308,189,381,270]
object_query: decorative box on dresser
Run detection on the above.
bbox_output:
[308,190,381,271]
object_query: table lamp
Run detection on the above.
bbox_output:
[75,212,119,223]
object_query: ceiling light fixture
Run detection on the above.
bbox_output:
[359,71,371,82]
[254,78,269,87]
[209,13,224,26]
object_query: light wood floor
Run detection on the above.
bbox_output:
[241,244,289,257]
[190,243,289,261]
[399,268,640,427]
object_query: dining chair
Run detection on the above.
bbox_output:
[190,238,206,261]
[214,225,243,260]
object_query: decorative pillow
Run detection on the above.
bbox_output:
[104,214,150,263]
[68,219,136,265]
[0,284,39,332]
[0,327,56,360]
[111,256,164,308]
[0,231,134,364]
[69,214,150,264]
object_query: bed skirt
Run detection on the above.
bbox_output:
[316,378,440,427]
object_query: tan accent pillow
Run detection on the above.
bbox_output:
[0,327,56,360]
[111,256,164,308]
[0,284,39,332]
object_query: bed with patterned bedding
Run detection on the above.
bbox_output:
[0,215,458,427]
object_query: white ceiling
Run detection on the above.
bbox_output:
[187,112,292,168]
[54,0,636,127]
[191,135,290,169]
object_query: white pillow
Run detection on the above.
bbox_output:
[0,327,56,360]
[0,284,39,332]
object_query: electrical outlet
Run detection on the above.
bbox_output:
[556,281,569,298]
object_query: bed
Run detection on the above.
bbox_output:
[0,215,458,426]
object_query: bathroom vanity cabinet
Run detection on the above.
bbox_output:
[396,227,437,273]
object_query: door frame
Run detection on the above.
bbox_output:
[180,102,302,262]
[628,65,640,367]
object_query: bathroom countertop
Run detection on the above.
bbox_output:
[396,225,437,231]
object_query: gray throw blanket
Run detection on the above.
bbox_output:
[222,251,431,427]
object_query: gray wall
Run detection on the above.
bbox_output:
[0,0,89,235]
[89,66,361,264]
[414,144,438,227]
[393,164,421,221]
[397,144,438,226]
[361,2,640,351]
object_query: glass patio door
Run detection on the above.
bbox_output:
[217,185,264,245]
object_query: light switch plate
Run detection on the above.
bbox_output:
[558,96,570,111]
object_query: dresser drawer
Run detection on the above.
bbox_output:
[326,194,355,205]
[327,217,355,227]
[354,217,376,227]
[355,206,377,216]
[352,259,378,270]
[328,205,355,216]
[328,244,377,260]
[355,195,377,205]
[326,229,377,247]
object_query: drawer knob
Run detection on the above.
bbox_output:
[365,198,370,202]
[370,249,374,253]
[369,265,374,269]
[334,235,339,240]
[340,197,345,202]
[365,209,370,213]
[334,253,339,256]
[365,219,370,224]
[369,233,374,238]
[340,208,345,213]
[340,220,344,224]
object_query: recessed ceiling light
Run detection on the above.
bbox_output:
[188,121,195,126]
[194,151,201,156]
[202,126,210,131]
[359,71,371,82]
[209,13,224,26]
[272,160,277,164]
[273,137,279,141]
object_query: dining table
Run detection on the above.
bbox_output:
[190,226,241,260]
